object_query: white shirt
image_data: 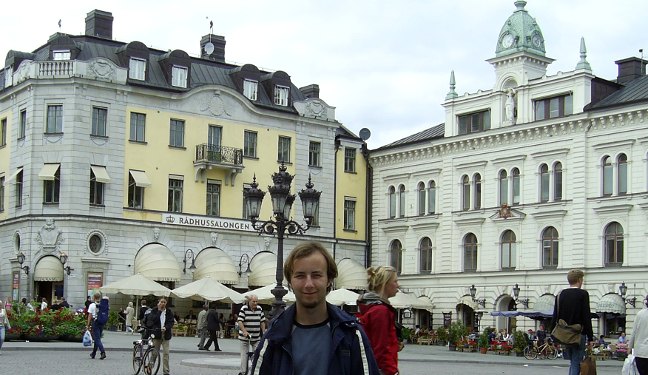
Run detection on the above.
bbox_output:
[41,301,48,310]
[88,302,98,319]
[160,309,166,328]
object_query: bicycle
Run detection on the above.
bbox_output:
[524,338,558,360]
[132,328,161,375]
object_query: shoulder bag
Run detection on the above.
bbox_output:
[551,290,583,345]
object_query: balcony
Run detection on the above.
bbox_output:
[194,144,244,186]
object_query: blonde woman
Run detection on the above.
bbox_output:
[125,302,135,333]
[357,266,400,375]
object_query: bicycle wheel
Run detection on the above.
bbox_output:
[142,348,161,375]
[132,345,143,375]
[523,346,536,360]
[546,345,558,360]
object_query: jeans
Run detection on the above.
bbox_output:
[563,334,586,375]
[0,325,5,350]
[91,321,105,354]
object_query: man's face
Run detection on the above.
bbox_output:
[248,298,258,310]
[158,299,167,310]
[290,251,329,310]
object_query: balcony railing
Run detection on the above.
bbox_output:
[195,144,243,166]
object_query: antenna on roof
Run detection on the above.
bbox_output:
[641,49,645,75]
[204,17,215,55]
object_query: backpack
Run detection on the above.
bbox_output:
[95,298,110,326]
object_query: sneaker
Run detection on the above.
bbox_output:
[100,352,106,360]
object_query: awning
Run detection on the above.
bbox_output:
[193,247,238,285]
[5,167,23,183]
[130,170,151,187]
[33,256,64,282]
[134,243,182,282]
[38,163,60,180]
[490,310,553,319]
[91,165,111,183]
[247,251,277,287]
[458,295,478,310]
[534,293,556,313]
[335,258,367,290]
[596,293,626,314]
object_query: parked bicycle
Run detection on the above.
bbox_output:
[524,338,559,360]
[132,328,161,375]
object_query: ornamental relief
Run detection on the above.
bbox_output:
[35,218,64,254]
[88,58,116,81]
[199,90,231,117]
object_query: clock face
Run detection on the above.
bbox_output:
[502,33,514,48]
[532,34,542,48]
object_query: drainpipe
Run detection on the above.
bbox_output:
[333,138,340,261]
[362,143,372,268]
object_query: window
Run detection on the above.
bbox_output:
[553,162,563,200]
[1,118,6,146]
[91,107,107,137]
[602,156,613,196]
[15,170,23,208]
[169,119,185,147]
[128,173,144,209]
[0,176,4,211]
[171,66,188,88]
[129,112,146,142]
[206,180,221,216]
[458,110,490,135]
[605,222,624,267]
[19,109,26,139]
[52,50,70,60]
[473,173,482,209]
[498,170,508,205]
[168,178,183,212]
[208,125,222,148]
[534,94,572,121]
[417,182,426,216]
[500,230,516,269]
[427,180,436,214]
[129,58,146,80]
[390,240,402,274]
[398,184,405,217]
[540,164,549,202]
[512,168,521,205]
[388,186,396,219]
[43,166,61,204]
[343,198,356,230]
[419,237,432,273]
[344,148,356,173]
[89,169,105,205]
[463,233,478,272]
[618,154,628,195]
[461,175,470,211]
[243,79,258,101]
[46,105,63,133]
[243,131,257,158]
[542,226,559,268]
[277,136,291,163]
[309,141,321,167]
[274,85,289,106]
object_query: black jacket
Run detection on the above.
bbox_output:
[551,288,594,341]
[145,307,175,340]
[206,309,219,331]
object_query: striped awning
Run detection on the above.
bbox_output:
[193,247,238,285]
[33,256,64,282]
[247,251,277,287]
[533,293,555,314]
[134,243,181,282]
[596,293,626,315]
[335,258,367,290]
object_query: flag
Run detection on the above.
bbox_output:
[58,19,61,28]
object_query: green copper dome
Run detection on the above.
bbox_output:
[495,1,546,57]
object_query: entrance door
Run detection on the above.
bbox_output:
[208,125,222,162]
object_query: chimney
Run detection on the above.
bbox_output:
[200,34,226,62]
[85,10,114,39]
[615,57,647,85]
[300,84,320,99]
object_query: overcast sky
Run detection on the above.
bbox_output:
[1,0,645,149]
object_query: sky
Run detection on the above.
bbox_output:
[0,0,645,149]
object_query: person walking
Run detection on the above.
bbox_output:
[86,293,107,360]
[196,304,208,350]
[0,300,11,355]
[202,303,222,351]
[125,302,135,333]
[144,298,174,375]
[252,241,379,375]
[237,294,266,375]
[629,295,648,375]
[138,300,149,335]
[219,313,226,338]
[357,266,400,375]
[551,269,594,375]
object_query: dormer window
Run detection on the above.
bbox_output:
[243,79,258,101]
[171,65,188,88]
[274,85,289,106]
[52,50,71,60]
[458,110,491,135]
[129,57,146,80]
[534,94,572,121]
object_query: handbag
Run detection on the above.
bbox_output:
[622,354,639,375]
[551,291,583,345]
[580,355,597,375]
[82,330,93,347]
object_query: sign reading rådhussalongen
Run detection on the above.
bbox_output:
[162,213,255,232]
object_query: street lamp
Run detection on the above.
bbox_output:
[16,252,30,275]
[59,252,74,275]
[244,163,320,318]
[619,282,636,307]
[469,284,486,308]
[512,283,529,308]
[183,249,197,274]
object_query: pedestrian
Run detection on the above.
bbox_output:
[219,313,226,338]
[0,300,11,355]
[238,294,266,374]
[551,269,594,375]
[86,292,108,360]
[252,241,379,375]
[40,297,48,311]
[196,304,208,350]
[59,297,70,309]
[144,298,174,375]
[138,300,148,332]
[202,303,222,351]
[357,265,400,375]
[125,302,135,333]
[628,295,648,375]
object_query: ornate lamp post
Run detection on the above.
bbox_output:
[512,283,529,309]
[244,163,320,318]
[469,284,486,308]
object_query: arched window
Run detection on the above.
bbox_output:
[553,162,563,200]
[498,169,508,205]
[462,175,470,211]
[473,173,482,209]
[540,164,549,202]
[542,226,559,268]
[427,180,436,214]
[604,222,624,267]
[419,237,432,273]
[602,156,613,196]
[390,239,403,274]
[463,233,478,272]
[388,186,396,219]
[398,184,406,218]
[512,168,521,205]
[501,230,516,269]
[417,182,426,216]
[618,154,627,195]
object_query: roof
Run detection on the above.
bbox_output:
[374,123,444,151]
[586,74,648,111]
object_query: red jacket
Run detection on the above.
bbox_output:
[357,301,399,375]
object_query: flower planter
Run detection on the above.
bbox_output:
[4,333,24,342]
[26,335,58,342]
[59,334,83,342]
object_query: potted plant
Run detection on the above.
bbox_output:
[478,330,490,354]
[447,322,467,351]
[435,326,448,346]
[512,330,527,356]
[400,326,412,344]
[107,310,120,331]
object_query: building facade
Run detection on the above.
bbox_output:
[0,10,369,311]
[369,1,648,336]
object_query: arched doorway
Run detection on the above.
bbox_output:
[33,255,65,306]
[495,296,517,333]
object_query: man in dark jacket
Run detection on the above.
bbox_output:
[251,241,379,375]
[202,303,221,351]
[145,298,174,375]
